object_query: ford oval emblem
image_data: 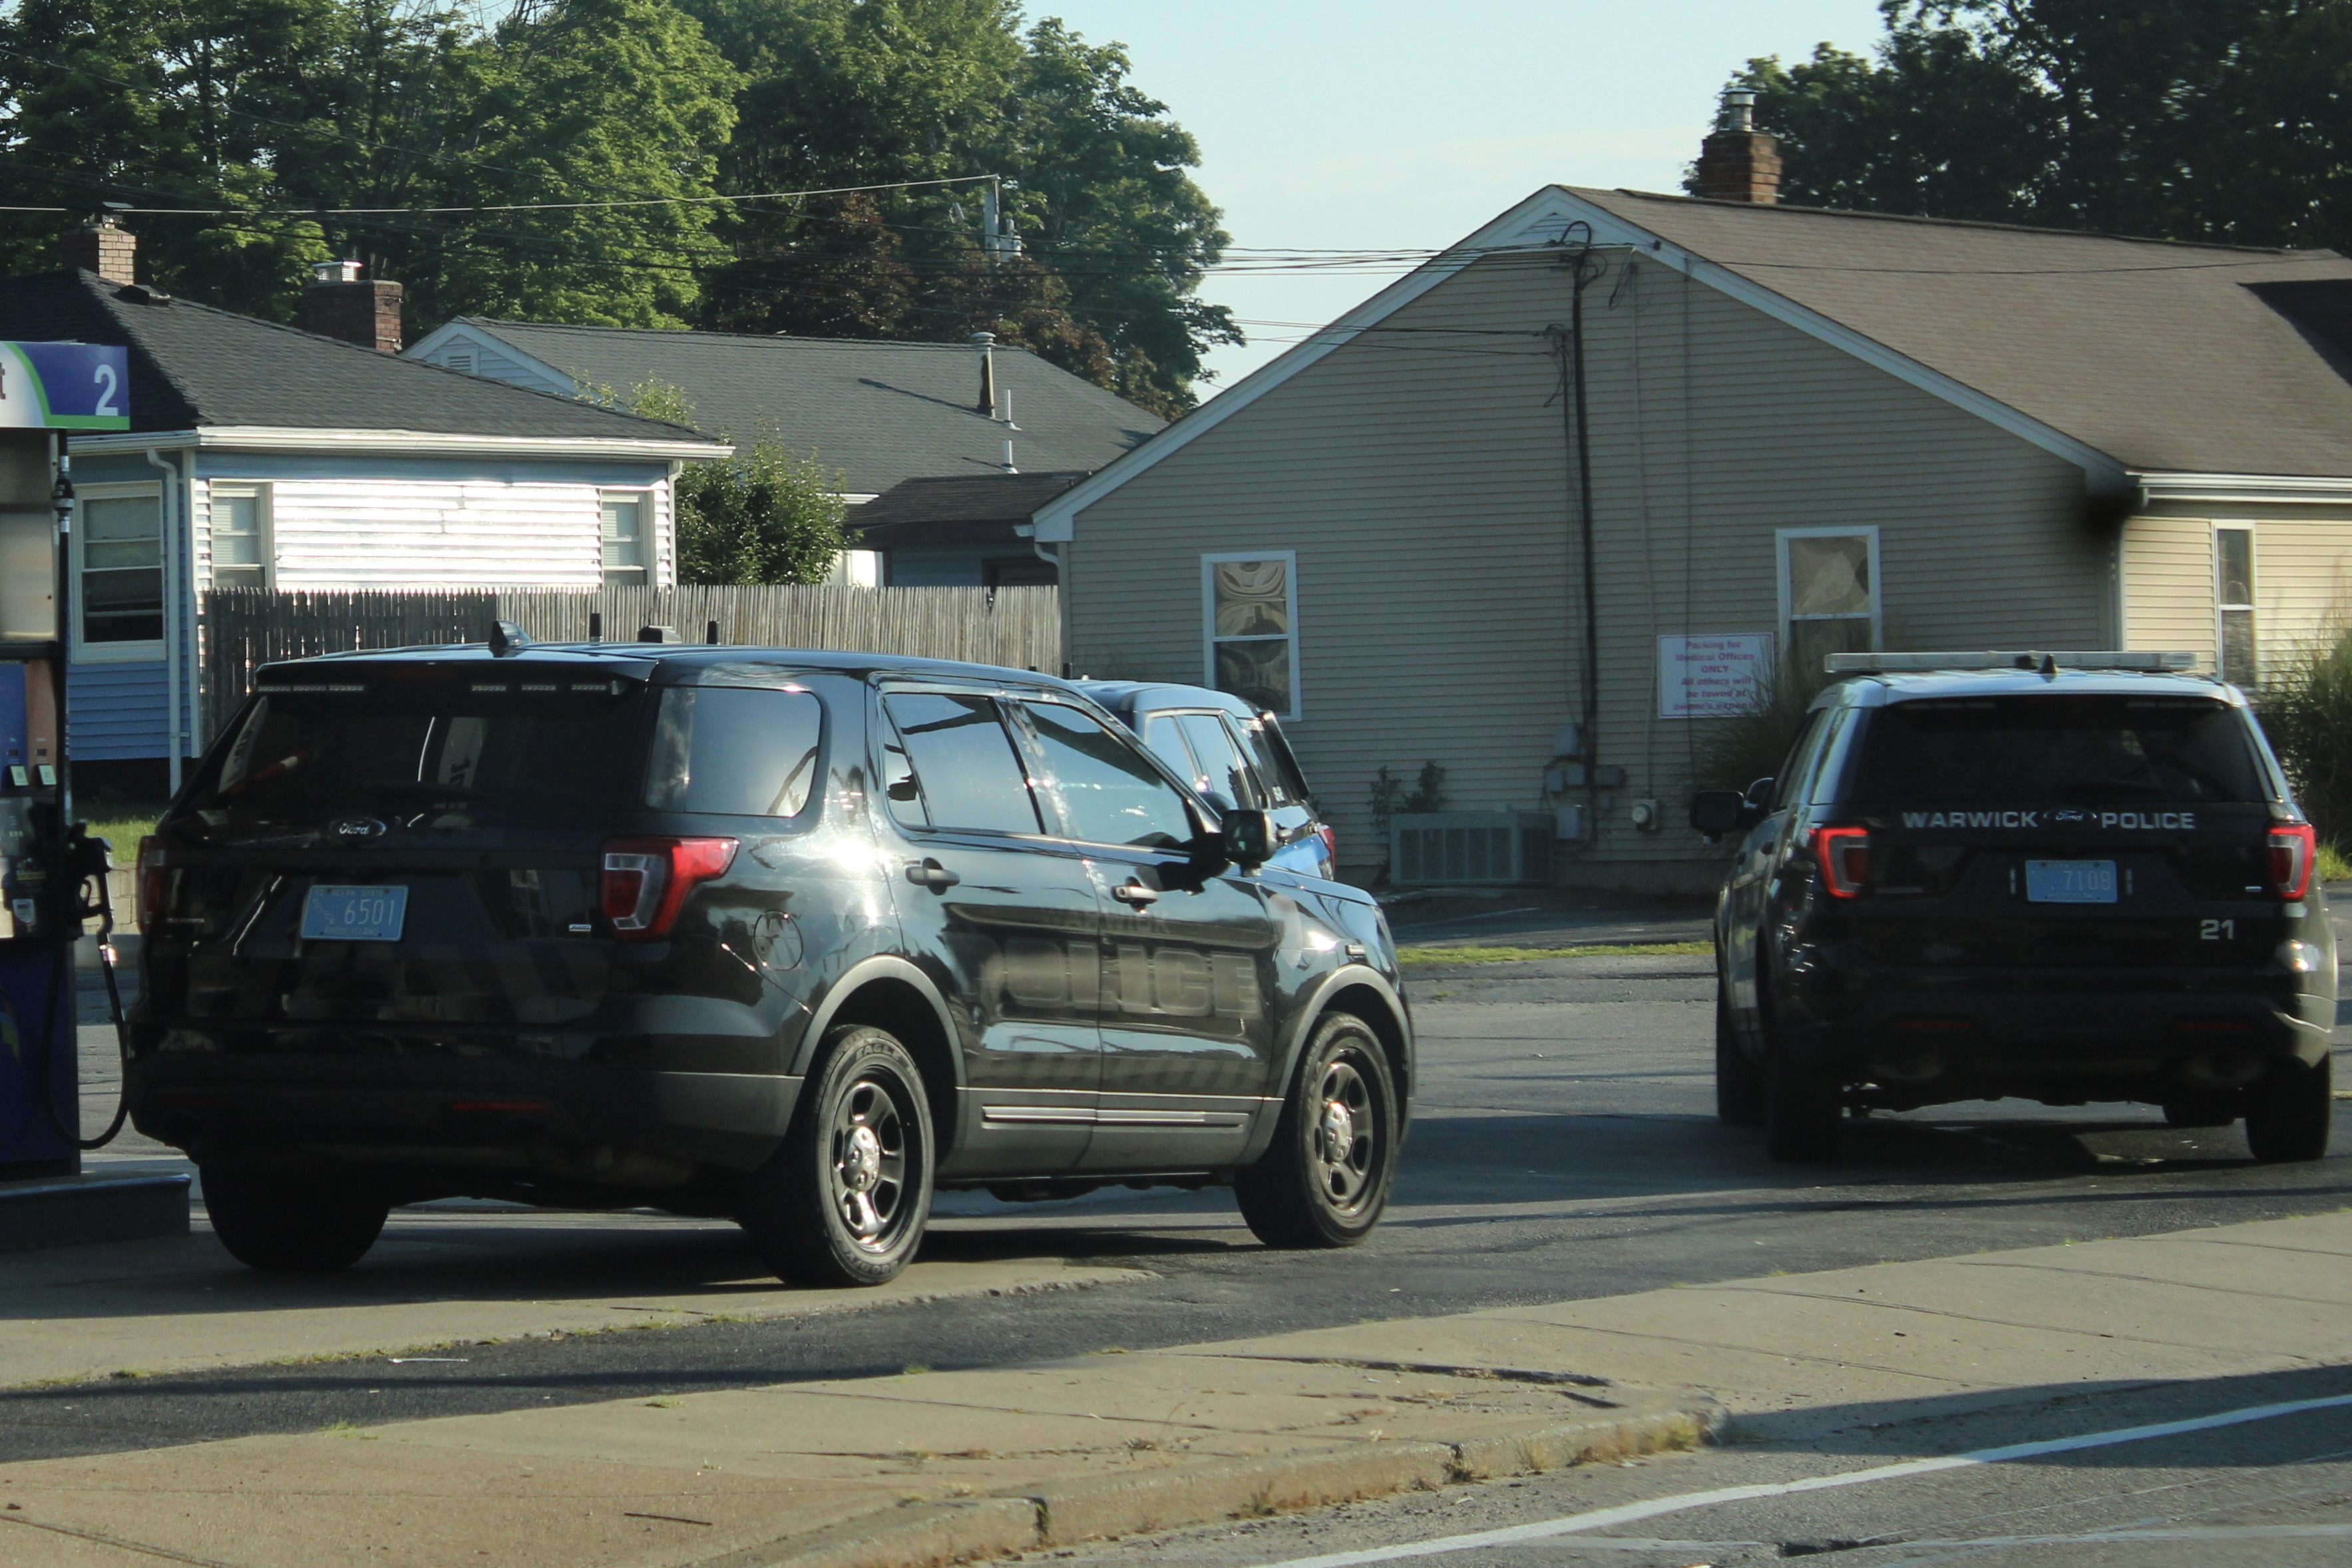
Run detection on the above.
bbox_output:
[2051,807,2088,824]
[330,816,387,843]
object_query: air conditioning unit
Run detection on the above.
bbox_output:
[1390,812,1555,886]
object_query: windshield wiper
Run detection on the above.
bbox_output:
[359,779,484,802]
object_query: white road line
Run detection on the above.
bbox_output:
[1253,1389,2352,1568]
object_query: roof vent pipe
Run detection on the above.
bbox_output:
[972,331,997,418]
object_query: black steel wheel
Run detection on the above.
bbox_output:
[2244,1054,2333,1163]
[201,1168,389,1273]
[741,1025,933,1286]
[1716,980,1765,1128]
[1237,1013,1398,1249]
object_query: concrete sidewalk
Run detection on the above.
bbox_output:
[2,1213,2348,1568]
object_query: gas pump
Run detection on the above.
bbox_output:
[0,341,136,1181]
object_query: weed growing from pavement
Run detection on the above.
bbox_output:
[1396,941,1709,967]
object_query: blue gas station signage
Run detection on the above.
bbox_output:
[0,341,130,431]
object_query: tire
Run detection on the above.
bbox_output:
[1716,982,1765,1128]
[201,1168,388,1273]
[2161,1093,2240,1129]
[1764,1038,1842,1163]
[2244,1054,2334,1163]
[1237,1014,1399,1249]
[740,1025,934,1286]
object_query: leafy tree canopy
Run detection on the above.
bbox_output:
[0,0,1231,409]
[1712,0,2352,251]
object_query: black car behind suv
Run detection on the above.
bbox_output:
[129,639,1412,1284]
[1692,653,2335,1165]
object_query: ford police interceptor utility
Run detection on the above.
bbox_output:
[1690,652,2336,1164]
[126,637,1412,1284]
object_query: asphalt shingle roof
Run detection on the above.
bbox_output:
[0,272,707,443]
[1569,188,2352,477]
[851,470,1090,548]
[450,320,1163,494]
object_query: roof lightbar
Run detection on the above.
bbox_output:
[1824,650,2198,674]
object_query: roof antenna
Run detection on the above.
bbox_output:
[2041,652,2059,679]
[488,619,529,657]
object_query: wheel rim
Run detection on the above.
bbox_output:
[828,1074,912,1253]
[1311,1052,1380,1214]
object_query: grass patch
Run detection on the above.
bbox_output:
[81,802,168,853]
[1396,940,1710,967]
[2321,841,2352,884]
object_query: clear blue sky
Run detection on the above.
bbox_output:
[1030,1,1891,388]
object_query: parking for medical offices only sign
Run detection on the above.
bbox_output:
[1659,633,1773,717]
[0,342,130,431]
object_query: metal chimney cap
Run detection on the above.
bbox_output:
[311,259,364,285]
[970,331,996,347]
[1722,87,1757,130]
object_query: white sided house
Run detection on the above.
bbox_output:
[8,230,724,795]
[1036,167,2352,890]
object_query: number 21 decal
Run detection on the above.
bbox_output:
[2200,918,2236,940]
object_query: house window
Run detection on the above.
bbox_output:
[77,485,164,650]
[1203,552,1298,719]
[209,485,270,590]
[1777,528,1879,680]
[601,493,648,585]
[2216,525,2257,684]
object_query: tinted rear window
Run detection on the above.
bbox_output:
[1851,697,2269,805]
[199,683,654,824]
[647,686,823,818]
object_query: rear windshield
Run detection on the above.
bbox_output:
[1850,696,2269,805]
[191,676,823,827]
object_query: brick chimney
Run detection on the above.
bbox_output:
[61,213,136,284]
[299,260,404,352]
[1695,89,1782,205]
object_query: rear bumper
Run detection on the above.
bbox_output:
[1774,960,2334,1085]
[126,1051,802,1182]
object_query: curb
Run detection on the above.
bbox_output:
[702,1400,1722,1568]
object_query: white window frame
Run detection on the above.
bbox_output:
[72,480,166,663]
[600,488,655,586]
[1201,549,1300,721]
[2214,522,2257,686]
[1776,526,1882,661]
[205,481,273,592]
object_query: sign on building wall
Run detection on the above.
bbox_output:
[0,342,131,431]
[1659,634,1774,718]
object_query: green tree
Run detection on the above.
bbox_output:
[1714,1,2352,252]
[676,435,849,584]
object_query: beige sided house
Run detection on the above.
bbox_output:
[1035,162,2352,891]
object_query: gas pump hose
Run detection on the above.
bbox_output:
[35,836,132,1151]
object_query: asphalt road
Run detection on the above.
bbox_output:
[16,940,2349,1481]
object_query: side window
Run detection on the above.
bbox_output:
[1140,713,1199,785]
[1017,701,1198,850]
[1770,710,1833,811]
[1176,713,1263,808]
[1233,715,1304,807]
[881,692,1041,835]
[646,687,823,817]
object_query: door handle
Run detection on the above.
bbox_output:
[904,859,960,891]
[1112,880,1159,906]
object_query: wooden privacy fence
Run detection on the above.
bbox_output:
[201,585,1062,741]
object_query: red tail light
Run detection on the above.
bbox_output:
[136,835,165,934]
[600,837,738,940]
[1316,823,1338,873]
[1809,825,1871,898]
[2269,823,2317,901]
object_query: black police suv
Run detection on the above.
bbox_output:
[1690,654,2336,1165]
[128,640,1412,1284]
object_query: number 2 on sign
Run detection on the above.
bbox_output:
[2200,918,2236,941]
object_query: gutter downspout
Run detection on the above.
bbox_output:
[145,449,182,793]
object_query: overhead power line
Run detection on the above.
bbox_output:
[0,174,1003,218]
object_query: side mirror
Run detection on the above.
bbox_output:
[1688,790,1747,839]
[1218,808,1275,867]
